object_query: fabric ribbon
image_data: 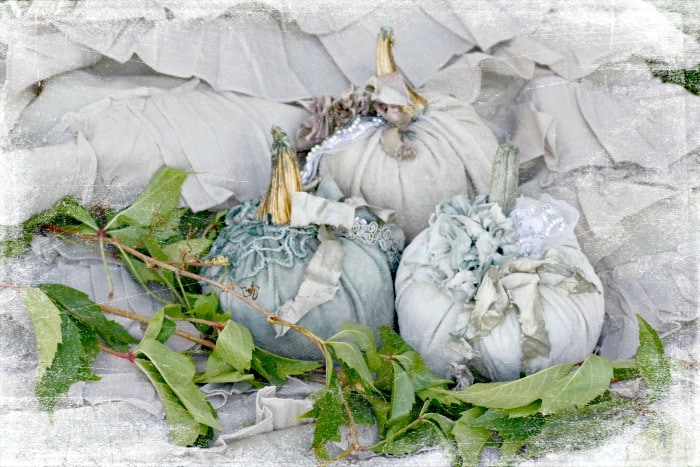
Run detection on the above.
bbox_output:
[275,182,397,336]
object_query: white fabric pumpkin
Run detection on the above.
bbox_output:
[395,194,605,382]
[317,90,498,242]
[301,30,498,242]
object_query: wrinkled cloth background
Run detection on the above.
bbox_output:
[0,0,698,465]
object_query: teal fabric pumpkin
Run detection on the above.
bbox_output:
[203,199,402,360]
[202,128,403,360]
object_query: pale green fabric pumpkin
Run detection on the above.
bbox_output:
[395,146,604,383]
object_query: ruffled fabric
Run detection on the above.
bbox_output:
[4,0,697,142]
[425,195,517,304]
[451,243,602,380]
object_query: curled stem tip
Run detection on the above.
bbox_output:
[375,27,427,118]
[255,126,302,226]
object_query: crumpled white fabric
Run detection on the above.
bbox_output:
[1,76,309,224]
[0,135,97,225]
[3,0,696,141]
[511,69,700,359]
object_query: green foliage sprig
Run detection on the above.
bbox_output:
[3,167,678,464]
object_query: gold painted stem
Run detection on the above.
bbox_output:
[255,126,302,226]
[375,27,428,118]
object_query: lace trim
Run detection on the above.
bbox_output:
[206,201,318,282]
[339,214,402,271]
[510,202,566,257]
[206,200,404,282]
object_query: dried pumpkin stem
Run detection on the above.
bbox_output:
[375,27,428,118]
[255,126,302,226]
[489,144,520,216]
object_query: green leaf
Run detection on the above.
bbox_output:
[328,340,376,392]
[374,421,438,456]
[378,325,410,357]
[423,412,455,437]
[522,398,638,459]
[162,238,212,263]
[134,339,222,431]
[213,321,254,371]
[612,359,641,381]
[21,287,63,381]
[135,359,205,447]
[395,350,451,392]
[303,375,347,459]
[626,412,694,466]
[187,292,229,323]
[34,196,98,230]
[108,226,151,248]
[635,315,670,402]
[346,392,376,426]
[464,410,544,439]
[162,304,187,320]
[142,307,176,344]
[438,363,574,410]
[389,361,415,423]
[57,199,100,231]
[539,355,614,415]
[35,314,100,411]
[452,407,490,467]
[194,368,254,384]
[251,347,320,387]
[37,283,136,352]
[329,322,381,371]
[2,197,98,257]
[499,436,525,466]
[106,166,188,229]
[362,393,391,436]
[501,400,542,418]
[196,321,255,383]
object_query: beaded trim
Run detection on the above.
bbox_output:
[301,116,386,185]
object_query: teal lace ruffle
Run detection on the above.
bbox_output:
[206,199,403,283]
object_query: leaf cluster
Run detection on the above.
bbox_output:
[12,166,675,462]
[300,317,669,465]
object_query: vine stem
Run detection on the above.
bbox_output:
[42,224,327,353]
[98,344,135,362]
[100,235,327,355]
[98,303,215,349]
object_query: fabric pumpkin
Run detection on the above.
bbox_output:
[394,147,605,382]
[300,28,498,242]
[202,128,404,360]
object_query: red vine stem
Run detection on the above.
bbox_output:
[98,344,135,362]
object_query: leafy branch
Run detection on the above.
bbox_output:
[4,166,678,463]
